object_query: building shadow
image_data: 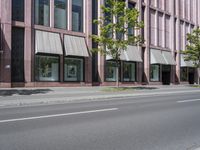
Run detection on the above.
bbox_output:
[0,89,53,97]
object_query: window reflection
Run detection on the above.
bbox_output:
[123,62,136,82]
[105,61,117,82]
[35,0,50,26]
[55,0,67,29]
[12,0,24,21]
[35,55,59,81]
[72,0,83,32]
[151,64,160,81]
[64,58,84,82]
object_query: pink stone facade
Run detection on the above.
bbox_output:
[0,0,199,88]
[0,0,93,88]
[96,0,199,86]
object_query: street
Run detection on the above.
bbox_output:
[0,89,200,150]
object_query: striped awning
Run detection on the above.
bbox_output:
[162,51,176,65]
[150,49,167,64]
[106,45,142,62]
[180,54,194,67]
[35,30,63,55]
[64,35,89,57]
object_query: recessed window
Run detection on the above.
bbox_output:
[54,0,67,29]
[11,27,24,82]
[150,64,160,81]
[64,57,84,82]
[35,55,59,81]
[12,0,24,21]
[105,61,117,82]
[123,62,136,82]
[72,0,83,32]
[35,0,50,26]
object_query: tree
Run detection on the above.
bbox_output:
[184,27,200,85]
[91,0,143,87]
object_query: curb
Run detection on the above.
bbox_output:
[0,89,200,108]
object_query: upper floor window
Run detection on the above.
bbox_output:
[12,0,24,21]
[72,0,83,32]
[35,0,50,26]
[54,0,67,29]
[128,2,135,36]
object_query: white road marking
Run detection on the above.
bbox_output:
[0,108,118,123]
[177,99,200,103]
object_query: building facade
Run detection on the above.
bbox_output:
[0,0,199,88]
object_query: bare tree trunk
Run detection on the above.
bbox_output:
[198,68,200,85]
[116,66,119,87]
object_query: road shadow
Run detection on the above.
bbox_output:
[0,89,53,97]
[133,87,158,90]
[102,86,158,92]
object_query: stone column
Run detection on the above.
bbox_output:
[98,0,105,84]
[136,0,143,83]
[176,0,181,83]
[85,0,92,85]
[24,0,33,86]
[144,0,150,83]
[170,0,176,84]
[0,0,12,87]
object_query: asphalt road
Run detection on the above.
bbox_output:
[0,90,200,150]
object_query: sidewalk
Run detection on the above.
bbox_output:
[0,85,199,107]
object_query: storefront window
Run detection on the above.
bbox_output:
[180,67,188,81]
[35,0,50,26]
[12,0,24,21]
[64,58,84,82]
[105,61,117,81]
[150,64,160,81]
[72,0,83,32]
[35,55,59,81]
[54,0,67,29]
[123,62,136,82]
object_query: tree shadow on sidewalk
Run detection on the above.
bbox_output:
[0,89,53,97]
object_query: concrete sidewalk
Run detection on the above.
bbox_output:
[0,85,199,107]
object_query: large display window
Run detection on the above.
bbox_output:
[180,67,188,81]
[35,55,59,81]
[64,58,84,82]
[105,61,117,82]
[123,62,136,82]
[150,64,160,81]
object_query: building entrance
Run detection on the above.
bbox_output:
[11,27,24,82]
[189,68,195,84]
[162,65,171,85]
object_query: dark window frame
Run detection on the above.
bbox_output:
[122,61,137,82]
[34,0,50,27]
[35,54,60,82]
[54,0,68,29]
[72,0,84,32]
[180,67,188,81]
[12,0,24,22]
[11,27,25,82]
[150,64,160,82]
[105,60,121,82]
[63,56,85,82]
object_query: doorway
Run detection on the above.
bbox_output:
[189,68,195,84]
[162,65,171,85]
[11,27,24,82]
